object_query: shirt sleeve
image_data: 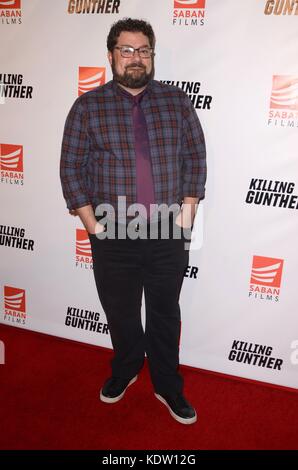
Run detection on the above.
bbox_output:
[60,97,92,211]
[181,94,207,200]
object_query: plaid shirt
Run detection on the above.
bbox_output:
[60,79,206,214]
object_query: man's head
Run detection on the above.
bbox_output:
[107,18,155,91]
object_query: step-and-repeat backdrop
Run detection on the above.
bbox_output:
[1,0,298,389]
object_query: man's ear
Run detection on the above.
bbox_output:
[107,51,112,67]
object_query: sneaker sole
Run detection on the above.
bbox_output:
[100,375,138,404]
[154,393,197,425]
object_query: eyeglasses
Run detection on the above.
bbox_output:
[114,46,154,59]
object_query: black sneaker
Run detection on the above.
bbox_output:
[155,392,197,425]
[100,375,138,403]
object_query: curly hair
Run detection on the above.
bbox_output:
[107,18,155,52]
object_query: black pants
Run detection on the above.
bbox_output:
[89,219,190,395]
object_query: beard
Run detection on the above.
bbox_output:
[112,57,154,89]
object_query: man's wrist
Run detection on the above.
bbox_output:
[181,197,199,226]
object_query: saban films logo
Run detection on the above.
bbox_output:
[78,67,106,96]
[268,75,298,128]
[173,0,206,27]
[3,285,26,325]
[249,255,284,302]
[76,229,93,269]
[0,0,21,25]
[0,144,23,185]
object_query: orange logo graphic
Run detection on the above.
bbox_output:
[78,67,106,96]
[174,0,205,7]
[0,144,23,172]
[4,286,26,312]
[76,229,92,257]
[270,75,298,111]
[0,0,21,8]
[250,256,284,288]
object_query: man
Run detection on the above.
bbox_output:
[60,18,206,425]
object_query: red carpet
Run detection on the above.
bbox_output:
[0,324,297,450]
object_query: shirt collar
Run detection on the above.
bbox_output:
[112,79,153,102]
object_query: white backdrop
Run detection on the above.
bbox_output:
[1,0,298,389]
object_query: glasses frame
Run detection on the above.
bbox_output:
[114,46,155,59]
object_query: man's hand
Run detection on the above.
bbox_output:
[175,197,199,228]
[93,221,106,235]
[72,204,105,235]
